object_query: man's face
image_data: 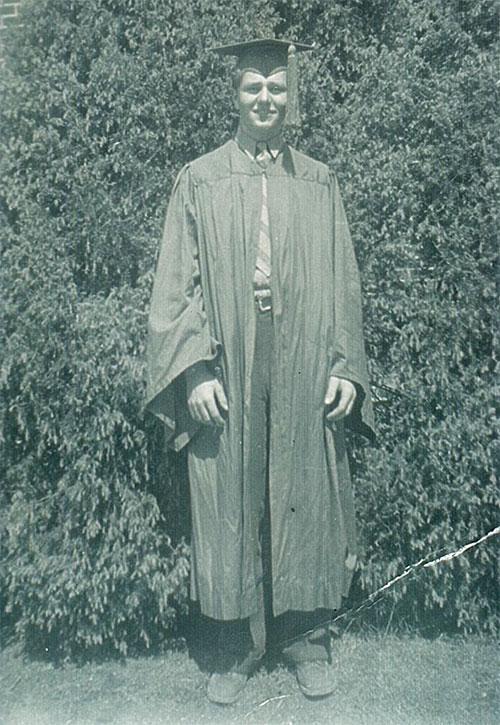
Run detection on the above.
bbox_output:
[236,69,287,140]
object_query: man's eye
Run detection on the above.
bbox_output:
[244,85,261,93]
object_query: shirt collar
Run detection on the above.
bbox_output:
[235,125,284,161]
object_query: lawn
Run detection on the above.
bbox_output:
[1,634,498,725]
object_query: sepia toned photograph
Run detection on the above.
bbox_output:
[0,1,498,723]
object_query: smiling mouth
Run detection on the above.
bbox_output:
[254,110,276,120]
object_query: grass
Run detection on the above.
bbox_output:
[0,634,498,724]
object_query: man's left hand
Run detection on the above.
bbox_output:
[324,376,357,422]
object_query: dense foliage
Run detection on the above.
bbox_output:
[1,0,498,655]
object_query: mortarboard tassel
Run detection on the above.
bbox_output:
[286,44,300,126]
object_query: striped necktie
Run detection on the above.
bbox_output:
[255,142,272,284]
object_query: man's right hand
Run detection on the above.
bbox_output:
[185,362,228,426]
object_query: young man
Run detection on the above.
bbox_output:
[146,38,375,704]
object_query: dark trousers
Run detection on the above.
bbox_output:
[213,307,331,673]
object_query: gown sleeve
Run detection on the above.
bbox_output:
[329,172,376,441]
[145,164,221,450]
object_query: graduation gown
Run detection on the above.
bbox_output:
[145,139,375,620]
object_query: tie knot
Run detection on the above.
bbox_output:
[255,142,272,168]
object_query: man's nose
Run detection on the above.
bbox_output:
[257,86,270,104]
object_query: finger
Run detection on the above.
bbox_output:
[214,381,228,412]
[204,395,225,426]
[187,396,198,420]
[189,400,204,423]
[337,389,355,419]
[345,396,355,417]
[196,400,212,424]
[327,386,352,420]
[324,376,339,405]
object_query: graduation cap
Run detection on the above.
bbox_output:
[210,38,315,126]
